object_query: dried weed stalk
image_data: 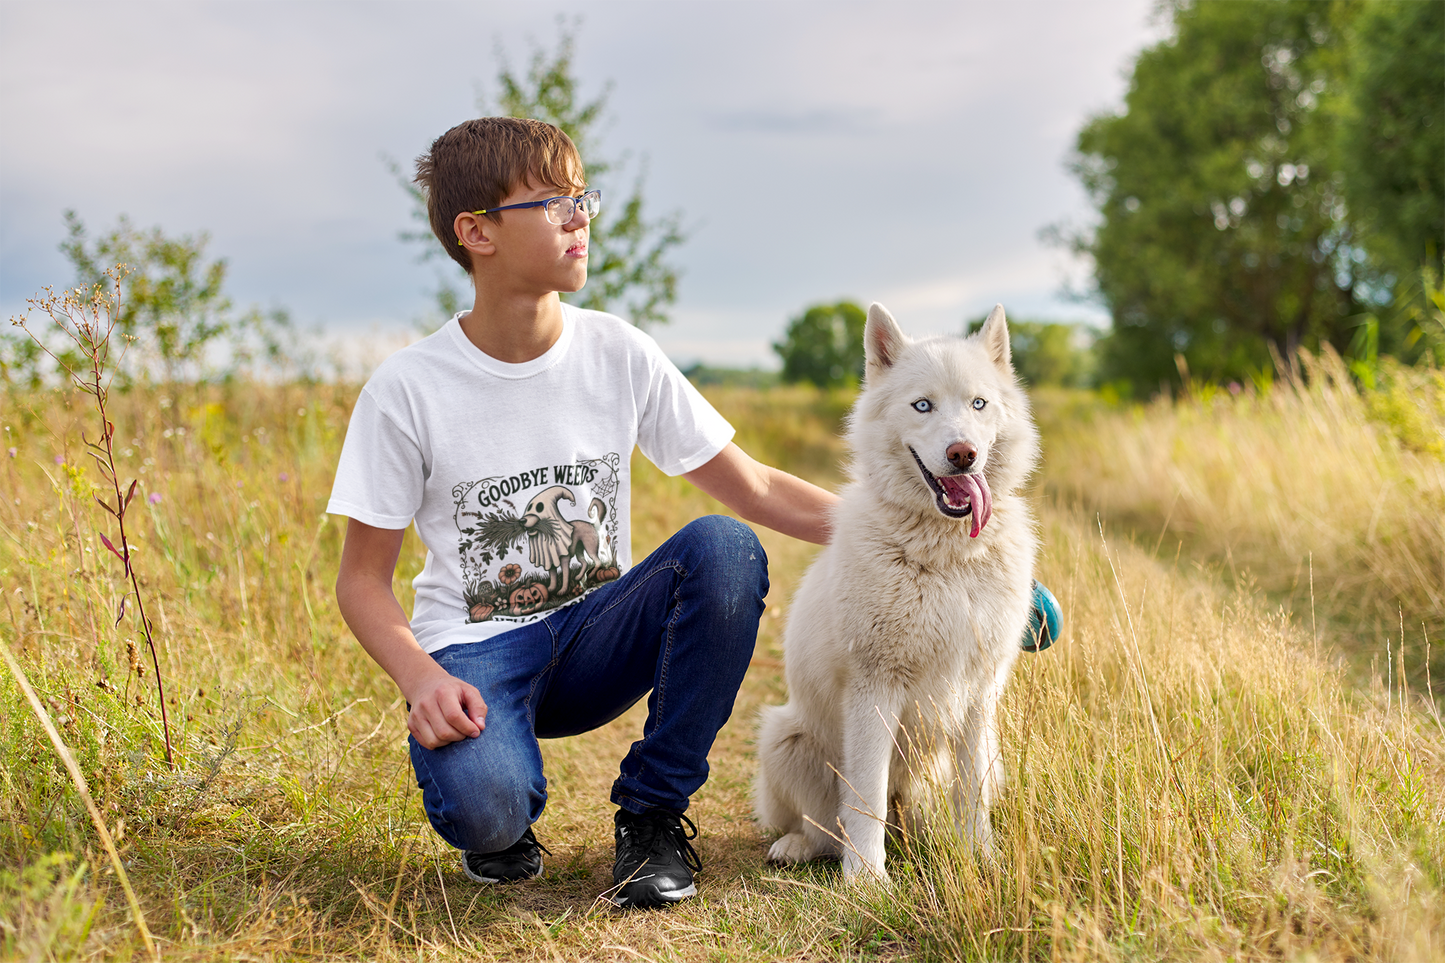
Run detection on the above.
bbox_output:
[10,266,174,764]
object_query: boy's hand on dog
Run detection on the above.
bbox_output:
[407,671,488,749]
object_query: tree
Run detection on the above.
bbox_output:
[1067,1,1373,390]
[395,24,685,329]
[22,211,300,385]
[772,301,867,388]
[1337,0,1445,286]
[60,211,229,384]
[966,316,1097,388]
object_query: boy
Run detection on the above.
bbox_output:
[329,117,837,909]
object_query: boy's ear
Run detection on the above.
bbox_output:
[453,212,497,259]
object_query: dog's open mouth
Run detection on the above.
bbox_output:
[909,447,992,537]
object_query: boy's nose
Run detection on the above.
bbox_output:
[566,207,590,230]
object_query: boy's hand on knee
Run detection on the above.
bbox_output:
[408,672,487,749]
[338,519,487,750]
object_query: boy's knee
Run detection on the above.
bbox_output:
[441,772,542,853]
[451,801,535,854]
[681,515,767,575]
[679,515,769,606]
[416,743,545,853]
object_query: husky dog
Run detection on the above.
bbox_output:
[755,302,1039,881]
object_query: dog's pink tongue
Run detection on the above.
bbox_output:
[938,473,993,537]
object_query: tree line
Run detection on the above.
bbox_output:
[775,2,1442,395]
[1067,0,1443,394]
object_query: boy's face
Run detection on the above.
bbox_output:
[471,180,590,296]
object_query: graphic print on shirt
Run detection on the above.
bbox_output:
[452,453,622,623]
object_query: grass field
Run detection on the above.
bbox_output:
[2,368,1443,961]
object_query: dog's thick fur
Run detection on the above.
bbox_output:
[754,302,1040,880]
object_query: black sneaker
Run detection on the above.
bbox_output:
[462,827,548,883]
[611,808,701,908]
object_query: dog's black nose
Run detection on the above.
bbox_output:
[947,441,977,469]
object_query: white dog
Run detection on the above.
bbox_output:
[755,302,1039,881]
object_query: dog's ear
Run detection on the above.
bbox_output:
[865,303,908,379]
[978,303,1012,373]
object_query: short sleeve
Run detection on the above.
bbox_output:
[326,388,426,529]
[635,352,735,476]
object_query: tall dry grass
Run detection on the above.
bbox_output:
[1035,349,1445,697]
[902,510,1444,960]
[1,378,1442,961]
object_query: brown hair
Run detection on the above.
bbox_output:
[415,117,587,272]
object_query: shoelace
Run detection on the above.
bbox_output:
[501,827,551,860]
[623,810,701,872]
[522,828,553,858]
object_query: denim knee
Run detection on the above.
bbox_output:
[677,515,769,615]
[412,737,545,853]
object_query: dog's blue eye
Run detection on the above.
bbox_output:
[912,399,932,413]
[972,398,987,410]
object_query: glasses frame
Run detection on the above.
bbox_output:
[469,189,600,226]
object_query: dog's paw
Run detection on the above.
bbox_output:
[767,833,818,865]
[841,850,890,884]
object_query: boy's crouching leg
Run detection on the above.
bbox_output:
[610,515,770,813]
[409,708,547,856]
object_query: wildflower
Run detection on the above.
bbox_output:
[54,454,64,464]
[498,563,522,585]
[148,492,162,505]
[279,472,289,482]
[6,448,14,458]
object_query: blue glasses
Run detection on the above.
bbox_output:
[471,189,600,226]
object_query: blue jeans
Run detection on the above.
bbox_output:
[409,515,769,854]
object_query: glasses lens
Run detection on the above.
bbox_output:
[581,190,601,218]
[543,196,574,225]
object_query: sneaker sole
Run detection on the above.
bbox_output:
[612,878,697,908]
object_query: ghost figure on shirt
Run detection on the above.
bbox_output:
[522,485,605,596]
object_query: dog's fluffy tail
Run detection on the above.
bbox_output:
[755,703,835,835]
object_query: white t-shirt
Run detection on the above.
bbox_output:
[327,304,734,654]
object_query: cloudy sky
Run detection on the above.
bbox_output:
[1,1,1163,369]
